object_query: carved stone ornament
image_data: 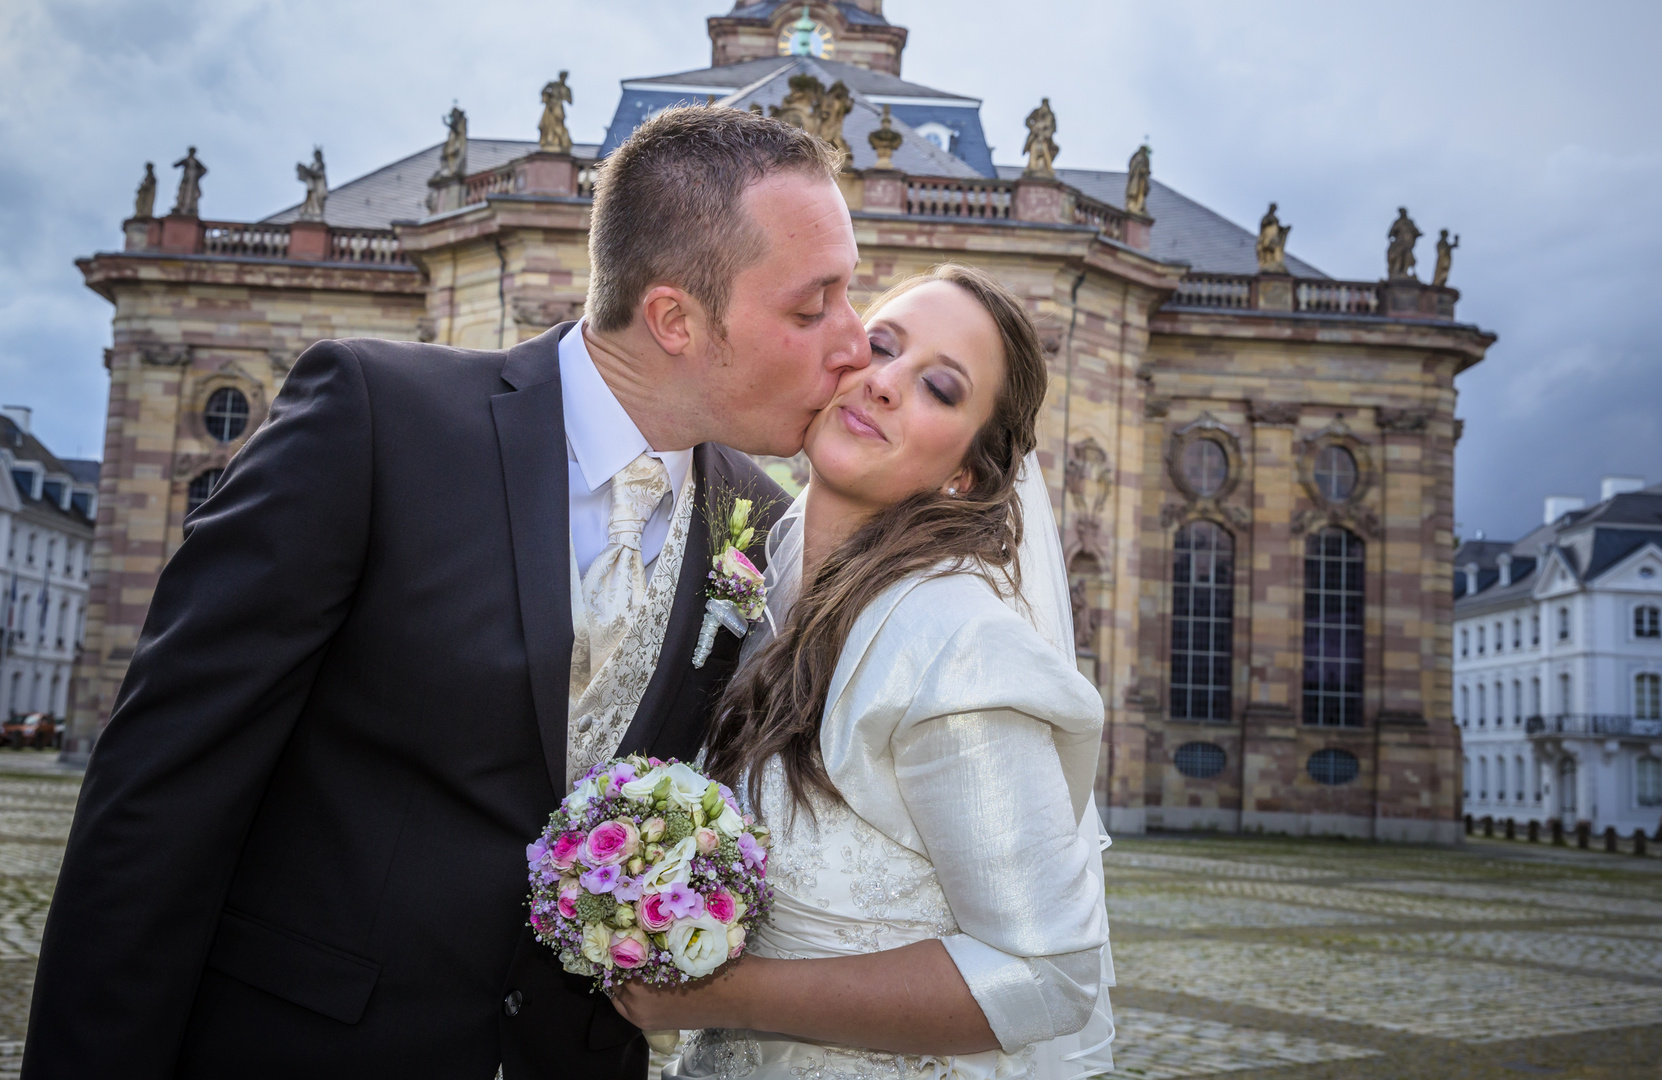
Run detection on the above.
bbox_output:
[513,298,583,329]
[267,348,296,375]
[1065,438,1111,520]
[1124,144,1151,217]
[139,344,191,367]
[539,72,574,154]
[416,316,438,344]
[1144,396,1171,420]
[868,104,903,170]
[170,147,207,218]
[771,75,854,169]
[1248,400,1301,426]
[1255,202,1291,275]
[1296,418,1377,524]
[1376,406,1432,433]
[1292,504,1381,540]
[1386,206,1422,282]
[1022,98,1058,179]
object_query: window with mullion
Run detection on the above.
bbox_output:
[1170,521,1234,722]
[1302,526,1365,726]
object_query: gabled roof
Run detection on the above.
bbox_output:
[0,416,97,529]
[1454,484,1661,605]
[623,56,975,105]
[994,167,1327,278]
[262,140,601,229]
[712,58,980,178]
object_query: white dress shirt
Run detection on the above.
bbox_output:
[559,322,693,578]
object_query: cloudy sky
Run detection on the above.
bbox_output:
[1,0,1658,539]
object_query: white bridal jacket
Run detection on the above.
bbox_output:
[673,467,1114,1080]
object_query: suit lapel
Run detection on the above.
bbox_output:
[617,444,721,758]
[491,323,577,795]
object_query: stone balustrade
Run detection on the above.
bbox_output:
[125,217,409,265]
[1166,270,1459,321]
[903,178,1013,219]
[1525,714,1662,738]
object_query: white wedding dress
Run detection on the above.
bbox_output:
[671,456,1115,1080]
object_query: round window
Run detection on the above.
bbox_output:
[1179,438,1228,497]
[1308,748,1360,786]
[1173,741,1227,779]
[1313,444,1358,503]
[204,387,250,443]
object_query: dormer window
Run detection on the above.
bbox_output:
[41,479,64,507]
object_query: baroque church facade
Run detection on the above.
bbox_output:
[72,0,1494,842]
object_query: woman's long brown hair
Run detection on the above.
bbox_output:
[703,263,1051,815]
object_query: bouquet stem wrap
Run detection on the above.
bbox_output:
[692,597,750,669]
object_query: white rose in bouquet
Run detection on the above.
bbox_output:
[664,914,730,979]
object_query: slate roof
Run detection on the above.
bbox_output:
[624,56,976,104]
[712,57,980,178]
[1454,486,1662,610]
[1,417,98,530]
[996,166,1326,278]
[262,140,601,229]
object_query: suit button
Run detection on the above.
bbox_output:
[504,990,523,1017]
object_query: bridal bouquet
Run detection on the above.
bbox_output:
[526,755,771,996]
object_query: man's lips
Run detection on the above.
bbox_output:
[838,404,886,442]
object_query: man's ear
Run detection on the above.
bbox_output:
[639,285,699,357]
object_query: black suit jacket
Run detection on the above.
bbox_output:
[23,323,784,1080]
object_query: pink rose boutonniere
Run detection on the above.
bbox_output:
[692,491,772,668]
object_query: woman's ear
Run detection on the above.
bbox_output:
[942,465,974,497]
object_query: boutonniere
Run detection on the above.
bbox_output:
[692,491,770,668]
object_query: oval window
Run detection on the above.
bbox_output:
[204,387,250,443]
[1179,438,1228,497]
[1174,741,1227,779]
[1313,444,1358,503]
[1308,748,1360,786]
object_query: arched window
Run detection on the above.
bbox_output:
[1478,756,1488,800]
[1170,521,1234,721]
[1637,606,1661,639]
[1514,756,1525,803]
[1477,684,1486,727]
[1302,527,1364,727]
[1637,673,1661,721]
[1512,680,1522,725]
[1496,755,1506,801]
[187,469,224,514]
[203,388,250,443]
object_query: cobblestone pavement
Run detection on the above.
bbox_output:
[0,760,1658,1079]
[1105,835,1662,1079]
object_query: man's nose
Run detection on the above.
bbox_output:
[827,300,870,375]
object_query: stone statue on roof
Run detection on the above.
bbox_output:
[1022,98,1058,179]
[539,72,573,154]
[434,106,468,183]
[296,148,328,221]
[133,163,157,219]
[1432,228,1459,287]
[868,105,903,170]
[1256,202,1291,274]
[815,80,854,170]
[1386,207,1421,281]
[1125,144,1150,216]
[170,147,207,218]
[771,74,821,132]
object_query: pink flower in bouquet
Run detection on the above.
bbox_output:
[610,929,650,969]
[613,874,644,903]
[641,817,666,843]
[737,832,767,872]
[715,548,766,620]
[582,820,639,867]
[704,888,738,924]
[637,891,675,932]
[557,881,581,919]
[694,827,720,856]
[580,864,621,894]
[661,881,705,920]
[726,925,747,959]
[550,831,586,871]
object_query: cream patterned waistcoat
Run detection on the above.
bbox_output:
[564,476,697,790]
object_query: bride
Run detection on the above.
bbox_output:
[612,264,1114,1080]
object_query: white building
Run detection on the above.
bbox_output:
[1454,476,1662,837]
[0,407,98,723]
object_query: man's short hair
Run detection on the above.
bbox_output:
[586,106,843,334]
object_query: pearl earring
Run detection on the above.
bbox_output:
[948,487,958,496]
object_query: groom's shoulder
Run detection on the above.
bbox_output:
[311,337,513,393]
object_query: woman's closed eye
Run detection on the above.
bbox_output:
[923,374,962,406]
[868,331,897,359]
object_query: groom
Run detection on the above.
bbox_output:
[24,108,864,1079]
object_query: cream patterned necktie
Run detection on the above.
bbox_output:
[577,452,672,688]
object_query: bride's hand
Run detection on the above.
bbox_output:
[608,956,757,1032]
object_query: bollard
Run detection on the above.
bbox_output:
[1464,814,1473,836]
[1483,816,1494,837]
[1635,830,1648,857]
[1576,821,1590,849]
[1527,819,1540,843]
[1551,819,1565,845]
[1604,826,1619,853]
[1505,818,1516,840]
